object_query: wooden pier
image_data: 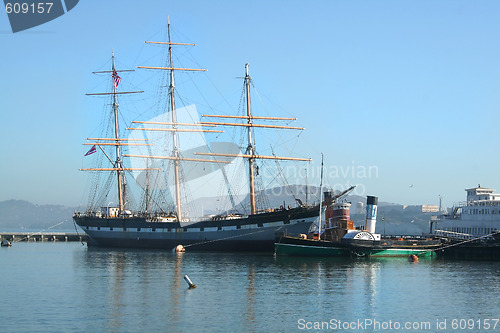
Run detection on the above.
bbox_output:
[0,232,88,243]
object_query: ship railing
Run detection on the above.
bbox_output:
[73,210,154,219]
[381,235,430,240]
[210,214,245,221]
[439,203,467,219]
[465,200,500,206]
[73,211,103,218]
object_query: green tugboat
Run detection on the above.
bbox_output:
[275,194,441,258]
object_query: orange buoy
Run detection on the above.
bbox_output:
[174,244,185,253]
[408,254,419,262]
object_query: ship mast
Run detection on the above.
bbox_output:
[318,153,324,239]
[128,22,310,218]
[167,20,183,222]
[196,64,311,215]
[130,19,232,222]
[82,53,155,215]
[244,64,257,214]
[111,51,125,213]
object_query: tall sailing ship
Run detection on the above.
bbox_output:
[73,21,319,251]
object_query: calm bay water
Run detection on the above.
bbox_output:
[1,242,499,332]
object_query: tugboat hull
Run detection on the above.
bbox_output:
[274,236,348,256]
[345,238,441,258]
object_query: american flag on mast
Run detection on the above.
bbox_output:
[112,69,121,88]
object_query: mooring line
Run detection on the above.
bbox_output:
[436,230,500,251]
[419,230,500,257]
[183,226,283,249]
[12,221,66,242]
[73,219,85,246]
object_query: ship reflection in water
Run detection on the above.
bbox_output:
[2,243,497,333]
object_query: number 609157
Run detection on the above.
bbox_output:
[5,2,53,14]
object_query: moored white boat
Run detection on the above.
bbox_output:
[431,185,500,260]
[432,185,500,241]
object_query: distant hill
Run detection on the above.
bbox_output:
[0,200,79,231]
[192,185,326,216]
[0,187,436,235]
[192,185,398,216]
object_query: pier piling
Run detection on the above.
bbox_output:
[0,232,88,243]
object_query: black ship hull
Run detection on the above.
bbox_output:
[435,240,500,260]
[74,206,317,252]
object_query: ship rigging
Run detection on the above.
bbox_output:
[73,19,319,251]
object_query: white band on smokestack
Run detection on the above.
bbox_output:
[365,196,378,233]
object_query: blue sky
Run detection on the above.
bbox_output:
[1,0,499,207]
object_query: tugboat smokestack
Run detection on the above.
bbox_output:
[365,196,378,233]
